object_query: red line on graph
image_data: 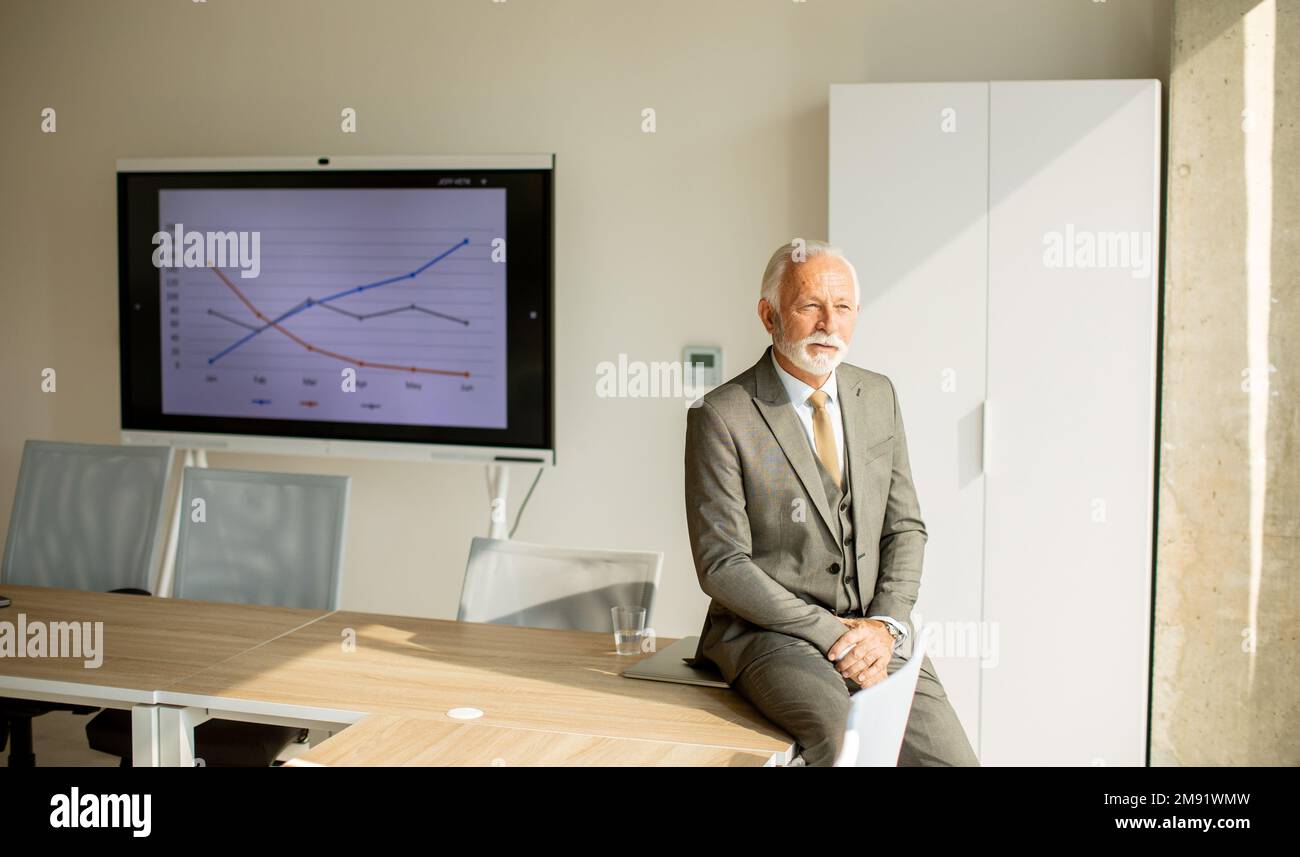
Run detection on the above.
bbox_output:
[210,266,471,378]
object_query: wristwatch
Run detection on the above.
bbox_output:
[882,622,905,645]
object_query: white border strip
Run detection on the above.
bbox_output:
[121,430,554,465]
[154,691,367,730]
[0,675,156,708]
[116,154,553,173]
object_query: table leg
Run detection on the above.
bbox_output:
[131,704,161,767]
[158,705,210,767]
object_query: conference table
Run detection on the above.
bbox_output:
[0,586,794,766]
[284,715,775,767]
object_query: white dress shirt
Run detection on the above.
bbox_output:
[770,350,909,645]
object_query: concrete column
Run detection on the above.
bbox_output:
[1154,0,1298,765]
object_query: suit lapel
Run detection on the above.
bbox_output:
[838,370,870,527]
[838,370,871,608]
[751,347,837,537]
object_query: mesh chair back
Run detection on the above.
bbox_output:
[458,537,661,632]
[2,441,171,592]
[173,468,349,610]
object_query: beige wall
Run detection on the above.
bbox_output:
[0,0,1170,637]
[1154,0,1298,765]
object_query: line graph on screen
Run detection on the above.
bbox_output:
[159,187,509,429]
[205,238,471,377]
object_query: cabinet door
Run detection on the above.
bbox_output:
[983,80,1160,765]
[830,82,990,745]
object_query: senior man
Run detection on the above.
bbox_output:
[684,239,978,766]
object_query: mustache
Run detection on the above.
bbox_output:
[797,331,847,350]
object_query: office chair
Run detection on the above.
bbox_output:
[832,632,929,767]
[0,440,172,766]
[458,537,662,633]
[86,467,350,766]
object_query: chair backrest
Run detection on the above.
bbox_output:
[173,467,349,610]
[833,632,929,767]
[458,537,662,633]
[1,441,172,592]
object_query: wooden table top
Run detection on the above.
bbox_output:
[161,610,793,759]
[0,584,329,694]
[286,714,775,767]
[0,587,793,764]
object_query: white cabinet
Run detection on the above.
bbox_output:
[830,80,1159,765]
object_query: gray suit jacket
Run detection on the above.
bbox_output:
[685,346,927,683]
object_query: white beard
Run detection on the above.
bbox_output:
[774,321,848,376]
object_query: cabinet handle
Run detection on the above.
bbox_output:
[982,399,992,476]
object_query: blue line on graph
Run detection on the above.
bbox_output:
[207,237,470,365]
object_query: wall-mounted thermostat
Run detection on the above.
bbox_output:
[683,345,723,388]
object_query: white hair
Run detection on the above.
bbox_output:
[760,239,860,309]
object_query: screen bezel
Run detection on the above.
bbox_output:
[117,156,554,463]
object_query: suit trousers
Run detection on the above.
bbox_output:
[731,638,979,767]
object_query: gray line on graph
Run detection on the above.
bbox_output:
[206,309,261,331]
[316,301,471,326]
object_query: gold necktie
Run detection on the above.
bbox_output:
[807,390,841,489]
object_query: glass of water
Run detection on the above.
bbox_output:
[611,606,648,655]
